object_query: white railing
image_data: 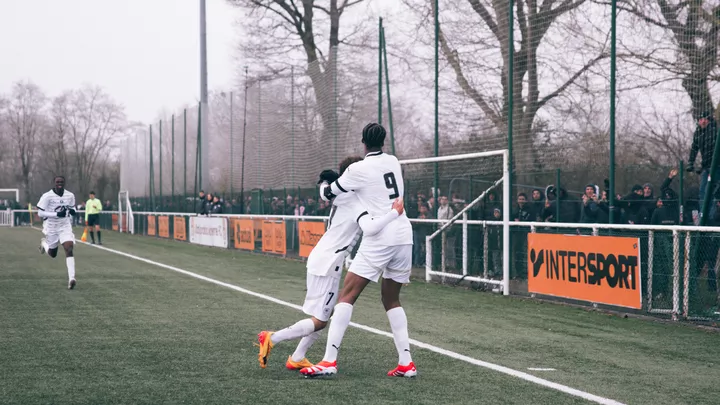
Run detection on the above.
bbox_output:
[0,209,11,227]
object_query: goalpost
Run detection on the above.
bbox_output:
[399,150,511,295]
[118,190,134,234]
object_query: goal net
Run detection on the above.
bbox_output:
[399,150,510,295]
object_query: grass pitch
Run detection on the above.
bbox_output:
[1,227,718,404]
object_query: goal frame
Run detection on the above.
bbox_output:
[399,150,511,296]
[118,190,134,234]
[0,188,20,203]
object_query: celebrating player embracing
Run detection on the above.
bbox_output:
[37,176,78,290]
[301,123,416,378]
[255,155,405,370]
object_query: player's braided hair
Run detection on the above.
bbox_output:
[361,123,386,148]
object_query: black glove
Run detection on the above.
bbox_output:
[56,207,67,218]
[317,169,340,185]
[67,208,76,216]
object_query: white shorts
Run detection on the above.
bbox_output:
[302,274,341,322]
[349,244,413,284]
[43,227,75,249]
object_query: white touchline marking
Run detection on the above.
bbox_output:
[46,231,625,405]
[528,368,557,371]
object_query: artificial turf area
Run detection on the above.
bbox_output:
[1,227,718,404]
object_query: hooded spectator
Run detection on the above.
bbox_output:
[618,185,649,224]
[580,184,608,223]
[543,186,580,223]
[482,191,501,220]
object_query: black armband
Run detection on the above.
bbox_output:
[323,185,336,200]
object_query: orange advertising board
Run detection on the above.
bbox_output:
[233,219,255,250]
[298,221,326,258]
[112,214,118,231]
[262,220,286,255]
[527,233,642,309]
[147,215,156,236]
[158,216,170,238]
[174,216,186,241]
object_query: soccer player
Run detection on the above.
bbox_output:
[301,123,416,378]
[255,156,405,370]
[85,191,103,245]
[37,176,78,290]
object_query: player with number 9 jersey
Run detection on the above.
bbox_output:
[323,151,412,249]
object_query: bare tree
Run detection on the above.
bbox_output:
[604,0,720,119]
[1,81,46,201]
[56,85,127,197]
[399,0,609,177]
[226,0,368,164]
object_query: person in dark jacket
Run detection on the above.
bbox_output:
[580,184,608,223]
[687,111,718,205]
[543,186,580,223]
[618,185,649,224]
[530,188,545,221]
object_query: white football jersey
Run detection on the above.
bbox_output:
[37,189,75,233]
[329,151,413,247]
[306,192,365,278]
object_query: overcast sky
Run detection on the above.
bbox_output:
[0,0,240,124]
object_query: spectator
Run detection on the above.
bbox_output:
[642,183,656,219]
[305,198,318,216]
[513,193,532,222]
[580,184,607,223]
[482,191,501,220]
[437,196,456,269]
[211,196,223,214]
[651,196,677,225]
[413,204,433,266]
[513,193,532,278]
[196,190,207,215]
[660,168,681,222]
[618,185,648,224]
[487,208,503,277]
[530,188,545,221]
[688,110,718,207]
[543,186,580,223]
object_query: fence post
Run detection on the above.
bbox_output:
[556,168,561,223]
[462,212,468,276]
[608,0,617,225]
[183,109,187,212]
[172,115,175,206]
[378,17,383,125]
[679,160,684,224]
[159,120,163,209]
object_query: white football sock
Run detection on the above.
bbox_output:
[66,257,76,280]
[387,307,412,366]
[291,331,321,362]
[323,302,353,363]
[270,318,315,345]
[41,240,49,254]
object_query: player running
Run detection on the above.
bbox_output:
[84,191,103,245]
[37,176,78,290]
[301,123,416,378]
[255,156,405,370]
